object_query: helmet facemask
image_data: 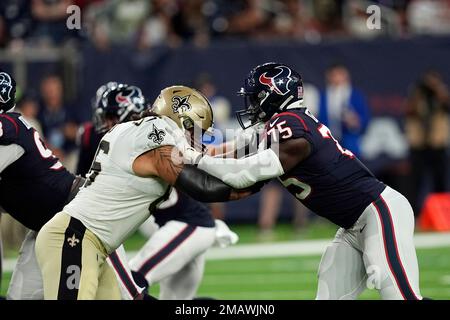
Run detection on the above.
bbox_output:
[182,116,214,153]
[236,89,273,129]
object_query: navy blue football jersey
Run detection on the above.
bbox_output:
[154,189,215,228]
[0,112,75,231]
[76,122,102,177]
[264,108,385,229]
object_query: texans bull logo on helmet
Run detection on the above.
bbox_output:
[115,86,145,107]
[116,89,132,105]
[0,72,14,104]
[258,66,294,96]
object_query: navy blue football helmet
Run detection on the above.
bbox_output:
[92,81,118,112]
[236,62,303,129]
[0,69,17,113]
[93,83,147,133]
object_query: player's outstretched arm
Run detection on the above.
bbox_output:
[196,146,285,189]
[132,145,251,202]
[194,137,311,190]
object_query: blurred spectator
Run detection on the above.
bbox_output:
[406,70,450,214]
[17,94,44,137]
[195,73,231,144]
[225,0,269,38]
[318,63,370,157]
[257,181,283,240]
[195,73,232,220]
[2,0,450,48]
[171,0,210,46]
[73,0,104,10]
[0,16,7,48]
[309,0,347,37]
[30,0,77,45]
[407,0,450,35]
[137,0,180,50]
[345,0,384,39]
[270,0,307,39]
[0,0,34,47]
[87,0,150,49]
[38,74,78,160]
[303,82,320,115]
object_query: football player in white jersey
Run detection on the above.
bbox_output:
[82,84,239,300]
[34,85,251,300]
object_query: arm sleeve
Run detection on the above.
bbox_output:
[196,148,284,189]
[174,165,233,202]
[195,112,315,189]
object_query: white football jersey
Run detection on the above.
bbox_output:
[64,115,186,253]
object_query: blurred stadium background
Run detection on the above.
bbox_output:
[1,0,450,299]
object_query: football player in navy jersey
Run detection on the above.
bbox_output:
[79,84,238,300]
[195,62,423,300]
[76,82,118,177]
[0,72,152,300]
[0,69,83,299]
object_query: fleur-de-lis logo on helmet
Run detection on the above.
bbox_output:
[171,95,191,114]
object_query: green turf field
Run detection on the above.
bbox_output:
[2,223,449,299]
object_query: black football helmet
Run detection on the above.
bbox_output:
[236,62,303,129]
[91,81,119,112]
[93,83,147,133]
[0,69,17,113]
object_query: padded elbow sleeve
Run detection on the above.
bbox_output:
[197,148,284,189]
[174,165,232,202]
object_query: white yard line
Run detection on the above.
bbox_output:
[203,232,450,260]
[3,232,450,272]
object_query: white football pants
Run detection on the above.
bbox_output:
[129,220,216,300]
[316,186,422,300]
[7,231,43,300]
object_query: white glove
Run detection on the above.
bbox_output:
[214,219,239,248]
